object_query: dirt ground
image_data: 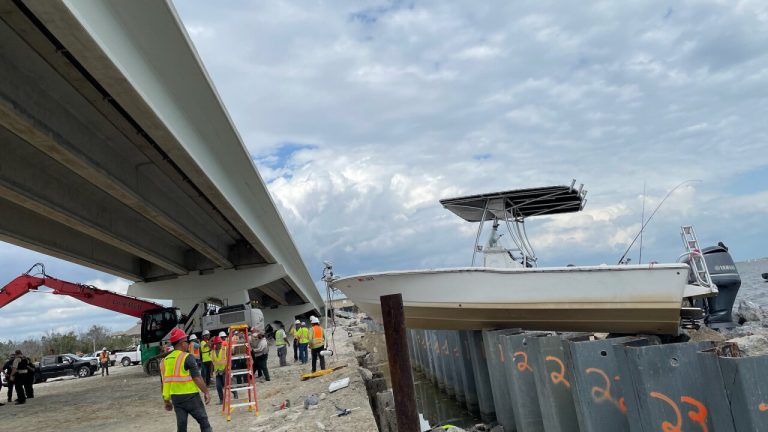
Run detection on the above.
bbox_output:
[0,325,378,432]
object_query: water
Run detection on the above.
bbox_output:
[734,258,768,307]
[413,370,479,430]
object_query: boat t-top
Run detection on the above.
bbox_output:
[330,181,718,334]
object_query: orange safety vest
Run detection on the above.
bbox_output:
[309,324,325,349]
[99,351,109,363]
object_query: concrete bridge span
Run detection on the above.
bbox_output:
[0,0,323,325]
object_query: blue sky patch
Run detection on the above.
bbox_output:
[260,142,318,170]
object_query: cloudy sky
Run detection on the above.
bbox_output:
[3,0,768,339]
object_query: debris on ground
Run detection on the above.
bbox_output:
[329,377,350,392]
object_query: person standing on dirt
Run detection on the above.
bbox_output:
[210,336,225,405]
[188,334,202,369]
[161,328,212,432]
[250,330,270,382]
[99,347,110,376]
[297,321,310,364]
[309,316,326,373]
[289,320,300,362]
[274,322,288,367]
[200,330,213,387]
[3,357,12,401]
[22,355,34,399]
[3,357,14,403]
[9,350,28,405]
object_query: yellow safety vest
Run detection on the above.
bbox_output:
[289,327,297,339]
[275,329,287,346]
[309,325,325,349]
[298,327,310,344]
[160,350,198,400]
[200,340,211,362]
[211,347,227,372]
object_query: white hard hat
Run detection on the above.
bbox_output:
[202,330,210,336]
[295,320,300,325]
[219,331,226,338]
[102,347,107,351]
[189,334,198,341]
[310,316,320,324]
[301,321,306,326]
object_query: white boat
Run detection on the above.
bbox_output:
[330,182,716,334]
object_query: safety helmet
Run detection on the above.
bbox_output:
[169,328,187,344]
[202,330,210,336]
[102,347,107,351]
[219,331,227,338]
[301,321,306,326]
[310,316,320,324]
[189,334,198,341]
[212,336,222,344]
[295,320,300,325]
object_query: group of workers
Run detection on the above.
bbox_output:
[289,316,327,373]
[160,316,327,431]
[2,350,34,406]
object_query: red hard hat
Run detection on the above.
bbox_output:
[169,328,187,344]
[212,336,222,344]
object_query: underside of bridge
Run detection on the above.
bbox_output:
[0,0,323,320]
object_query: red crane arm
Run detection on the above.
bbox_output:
[0,273,164,318]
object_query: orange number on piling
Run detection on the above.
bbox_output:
[545,356,570,388]
[681,396,708,432]
[585,368,627,414]
[649,392,709,432]
[760,403,768,412]
[650,391,682,432]
[513,351,533,372]
[442,339,449,355]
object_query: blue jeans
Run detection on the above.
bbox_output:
[298,343,308,364]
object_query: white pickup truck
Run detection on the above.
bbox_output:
[111,346,141,367]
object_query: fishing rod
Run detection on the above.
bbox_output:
[616,179,700,265]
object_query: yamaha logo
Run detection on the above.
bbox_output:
[714,264,736,272]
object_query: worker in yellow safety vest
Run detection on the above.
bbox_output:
[210,336,229,405]
[200,330,212,387]
[274,322,288,367]
[309,316,326,373]
[297,321,309,364]
[160,328,211,432]
[289,319,300,362]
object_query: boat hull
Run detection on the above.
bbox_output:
[332,264,692,334]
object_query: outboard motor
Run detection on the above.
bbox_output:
[685,243,741,328]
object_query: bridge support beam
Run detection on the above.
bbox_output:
[127,264,321,327]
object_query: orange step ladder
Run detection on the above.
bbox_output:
[222,324,259,421]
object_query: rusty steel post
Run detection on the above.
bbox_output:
[381,293,419,432]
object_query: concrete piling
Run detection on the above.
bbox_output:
[403,329,768,431]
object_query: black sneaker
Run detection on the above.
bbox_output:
[15,401,25,405]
